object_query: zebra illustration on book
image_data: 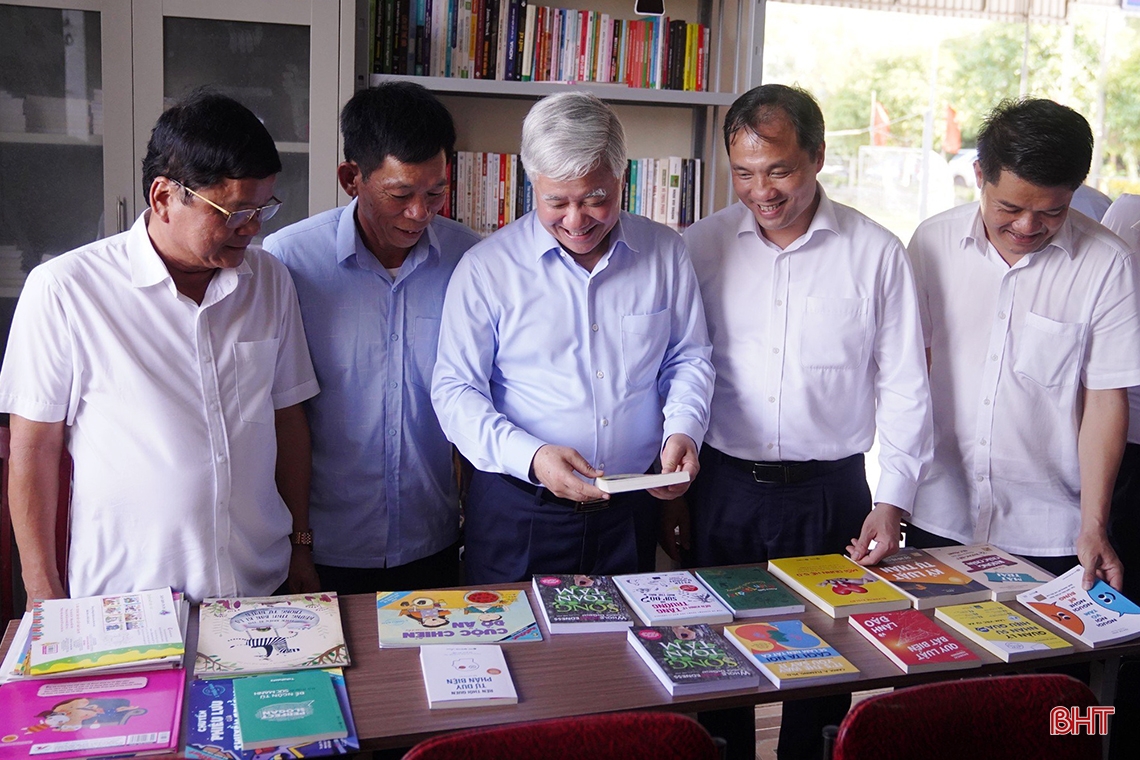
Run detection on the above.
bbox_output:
[226,604,319,660]
[236,633,302,659]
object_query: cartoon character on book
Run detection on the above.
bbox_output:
[463,590,505,622]
[400,596,453,628]
[1092,588,1140,616]
[818,575,872,595]
[735,621,821,651]
[1026,603,1085,636]
[27,697,146,733]
[572,575,595,587]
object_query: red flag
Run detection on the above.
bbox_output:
[944,104,962,155]
[871,101,890,146]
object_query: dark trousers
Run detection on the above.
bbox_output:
[689,446,869,760]
[463,470,647,584]
[1108,443,1140,760]
[315,541,461,596]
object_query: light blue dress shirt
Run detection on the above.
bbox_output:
[432,211,714,482]
[264,200,480,568]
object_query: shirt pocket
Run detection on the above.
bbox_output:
[621,310,671,389]
[410,316,441,390]
[1014,312,1086,388]
[799,296,871,370]
[234,338,279,425]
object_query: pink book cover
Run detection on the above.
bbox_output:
[0,669,183,759]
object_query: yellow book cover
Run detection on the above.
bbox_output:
[376,589,542,647]
[767,554,910,618]
[934,601,1073,662]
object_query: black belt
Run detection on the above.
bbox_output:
[709,446,860,485]
[498,474,619,513]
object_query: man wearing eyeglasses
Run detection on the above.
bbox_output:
[0,91,320,604]
[263,83,479,594]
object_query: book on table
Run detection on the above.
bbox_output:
[185,668,358,759]
[923,544,1054,601]
[419,644,519,709]
[722,620,860,689]
[376,589,543,647]
[847,609,982,674]
[530,575,636,633]
[695,566,805,618]
[594,471,689,494]
[766,554,911,618]
[626,624,760,696]
[933,601,1074,662]
[612,571,733,626]
[194,593,350,678]
[864,547,992,609]
[232,669,348,750]
[1016,565,1140,648]
[0,668,184,759]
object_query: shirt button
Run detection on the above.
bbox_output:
[390,381,398,389]
[998,311,1007,319]
[390,334,399,341]
[767,443,774,450]
[772,347,780,354]
[602,418,609,426]
[217,453,227,463]
[592,323,599,332]
[598,462,605,469]
[596,371,604,379]
[983,398,991,406]
[775,299,783,306]
[209,401,219,410]
[976,474,985,482]
[980,438,987,445]
[388,428,397,436]
[768,396,776,403]
[990,354,998,361]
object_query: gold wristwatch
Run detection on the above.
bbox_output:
[290,529,314,547]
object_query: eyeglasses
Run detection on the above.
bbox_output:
[170,179,283,229]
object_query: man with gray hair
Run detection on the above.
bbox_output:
[432,92,714,583]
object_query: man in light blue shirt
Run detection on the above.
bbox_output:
[264,83,479,594]
[432,92,714,584]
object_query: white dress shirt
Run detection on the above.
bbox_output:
[1101,193,1140,444]
[908,203,1140,555]
[0,213,319,602]
[684,191,932,513]
[432,211,714,482]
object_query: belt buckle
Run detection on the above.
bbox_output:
[751,463,789,485]
[573,498,611,514]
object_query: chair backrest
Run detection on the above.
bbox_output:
[403,711,722,760]
[832,674,1102,760]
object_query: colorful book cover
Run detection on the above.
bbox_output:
[375,589,542,647]
[194,593,349,678]
[722,620,860,688]
[848,610,982,674]
[185,669,358,760]
[925,544,1054,601]
[26,587,184,677]
[865,547,992,609]
[530,575,635,634]
[626,624,759,696]
[767,555,911,618]
[934,601,1073,662]
[0,669,184,759]
[419,644,518,708]
[1016,565,1140,648]
[232,670,347,750]
[695,566,805,618]
[612,571,733,626]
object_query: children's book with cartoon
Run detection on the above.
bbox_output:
[419,644,519,708]
[924,544,1054,601]
[376,589,542,648]
[848,610,982,674]
[194,593,349,678]
[626,624,760,696]
[530,575,635,633]
[612,571,733,626]
[934,601,1074,662]
[864,547,992,610]
[722,620,860,688]
[766,555,910,618]
[695,566,805,618]
[185,669,358,759]
[1016,565,1140,648]
[232,669,348,750]
[0,669,184,759]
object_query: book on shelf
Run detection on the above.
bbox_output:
[1016,565,1140,648]
[594,471,688,494]
[847,610,982,674]
[419,644,519,708]
[626,624,760,696]
[231,669,348,751]
[923,544,1054,601]
[185,669,358,759]
[695,566,805,619]
[376,589,543,647]
[864,547,992,610]
[0,669,184,760]
[530,575,635,633]
[933,601,1074,662]
[612,570,733,626]
[767,554,911,618]
[722,620,860,689]
[194,593,350,678]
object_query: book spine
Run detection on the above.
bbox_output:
[504,0,520,81]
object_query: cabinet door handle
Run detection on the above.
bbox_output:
[118,197,128,233]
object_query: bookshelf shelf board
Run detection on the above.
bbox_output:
[0,131,103,146]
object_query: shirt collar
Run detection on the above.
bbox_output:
[734,183,838,252]
[337,197,441,276]
[128,209,252,290]
[531,211,633,262]
[960,204,1079,261]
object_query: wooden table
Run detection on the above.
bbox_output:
[3,585,1135,752]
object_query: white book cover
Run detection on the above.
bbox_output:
[925,544,1053,601]
[521,5,537,80]
[419,645,518,708]
[595,471,688,494]
[1017,565,1140,648]
[613,571,733,626]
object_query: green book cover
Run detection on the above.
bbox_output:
[696,566,805,618]
[233,670,348,750]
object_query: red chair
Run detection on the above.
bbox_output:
[830,674,1102,760]
[402,711,723,760]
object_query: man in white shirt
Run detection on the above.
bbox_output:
[906,99,1140,593]
[682,84,933,760]
[0,92,320,604]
